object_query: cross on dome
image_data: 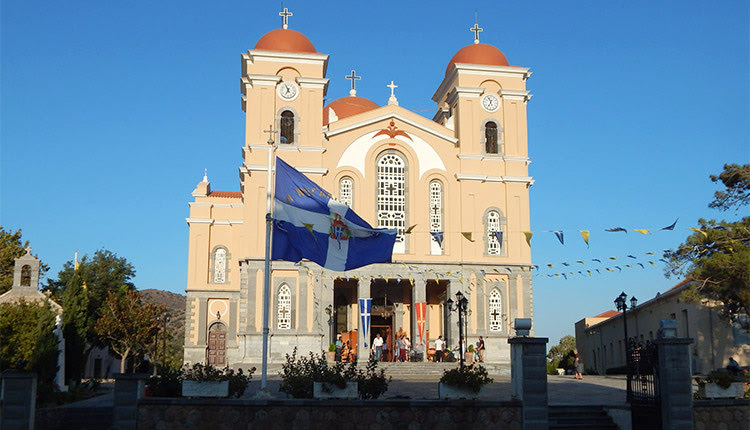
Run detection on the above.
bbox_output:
[470,23,483,44]
[279,7,293,29]
[387,80,398,106]
[345,70,361,96]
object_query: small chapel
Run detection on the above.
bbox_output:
[183,9,535,366]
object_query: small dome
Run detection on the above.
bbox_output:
[445,43,509,75]
[323,96,379,125]
[254,29,317,53]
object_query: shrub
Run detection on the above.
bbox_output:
[147,369,182,397]
[181,362,255,398]
[356,358,391,399]
[328,343,336,352]
[696,369,748,389]
[468,344,474,353]
[440,364,493,393]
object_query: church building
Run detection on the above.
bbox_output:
[184,10,535,366]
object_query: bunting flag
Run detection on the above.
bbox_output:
[405,224,417,234]
[547,264,554,268]
[592,258,602,263]
[637,263,644,268]
[553,231,564,245]
[415,302,427,346]
[462,232,475,242]
[627,255,637,259]
[661,218,678,230]
[634,229,650,235]
[492,231,503,246]
[576,260,585,264]
[688,228,708,238]
[523,231,533,246]
[561,273,567,280]
[645,252,654,255]
[605,227,628,233]
[562,262,570,266]
[609,257,617,260]
[586,270,592,276]
[648,261,655,266]
[359,298,371,348]
[430,231,444,247]
[579,230,590,247]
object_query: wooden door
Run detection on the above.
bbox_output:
[207,324,226,366]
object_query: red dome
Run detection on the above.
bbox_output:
[445,43,509,75]
[323,96,379,125]
[254,29,317,53]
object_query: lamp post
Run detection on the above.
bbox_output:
[446,291,469,367]
[324,304,334,345]
[614,291,637,400]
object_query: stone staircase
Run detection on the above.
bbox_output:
[548,406,619,430]
[249,361,511,378]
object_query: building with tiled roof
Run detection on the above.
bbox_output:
[184,9,535,366]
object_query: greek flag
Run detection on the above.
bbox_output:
[272,157,397,271]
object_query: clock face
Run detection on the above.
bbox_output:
[277,81,299,101]
[481,94,500,112]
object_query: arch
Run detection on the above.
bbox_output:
[376,151,407,253]
[488,288,503,332]
[207,322,227,366]
[483,208,507,256]
[481,119,502,155]
[338,176,354,208]
[277,283,292,329]
[279,110,296,144]
[275,66,302,79]
[210,246,229,283]
[428,180,443,254]
[20,264,32,286]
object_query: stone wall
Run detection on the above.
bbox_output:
[139,398,522,429]
[694,399,750,430]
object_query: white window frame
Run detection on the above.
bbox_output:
[277,284,292,330]
[339,176,354,208]
[429,180,443,255]
[488,288,503,332]
[376,152,407,253]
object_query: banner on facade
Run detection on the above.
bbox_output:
[359,298,371,348]
[415,302,427,346]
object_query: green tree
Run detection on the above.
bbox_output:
[62,268,91,382]
[0,227,49,295]
[95,290,165,374]
[0,299,59,385]
[547,335,577,370]
[666,163,750,319]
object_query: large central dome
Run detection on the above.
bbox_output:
[254,28,317,54]
[445,43,509,75]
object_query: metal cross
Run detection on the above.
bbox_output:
[279,308,290,319]
[386,183,397,194]
[432,205,440,215]
[345,70,361,91]
[263,124,278,144]
[279,7,293,29]
[490,309,500,320]
[470,23,483,44]
[387,80,398,97]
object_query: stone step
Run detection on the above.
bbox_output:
[548,406,618,430]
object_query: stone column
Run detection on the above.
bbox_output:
[508,337,549,430]
[357,278,371,361]
[654,337,694,430]
[1,371,37,430]
[113,373,148,430]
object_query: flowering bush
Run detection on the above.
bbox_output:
[181,363,255,398]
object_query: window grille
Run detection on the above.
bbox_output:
[489,288,502,331]
[280,111,295,144]
[429,180,443,254]
[377,153,406,253]
[339,177,353,207]
[277,284,292,329]
[213,248,227,283]
[487,210,502,255]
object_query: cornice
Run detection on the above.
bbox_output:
[244,164,328,175]
[325,112,458,144]
[244,50,329,64]
[247,144,326,153]
[432,64,532,102]
[240,74,282,95]
[457,154,531,164]
[185,218,244,226]
[445,86,484,106]
[455,173,535,186]
[296,77,329,94]
[189,202,243,208]
[499,89,533,104]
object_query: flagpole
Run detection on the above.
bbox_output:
[261,126,277,391]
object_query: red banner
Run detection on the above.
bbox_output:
[415,302,427,345]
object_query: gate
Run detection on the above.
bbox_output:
[627,340,660,429]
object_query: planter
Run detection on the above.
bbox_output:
[701,382,745,399]
[313,381,358,399]
[325,351,336,363]
[438,382,484,399]
[181,380,229,398]
[465,352,474,364]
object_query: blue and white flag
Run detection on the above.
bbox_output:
[272,157,397,271]
[359,298,371,348]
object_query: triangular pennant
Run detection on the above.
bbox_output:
[645,252,654,256]
[553,231,564,245]
[547,264,554,268]
[523,231,533,246]
[592,259,602,263]
[605,227,627,233]
[430,231,444,247]
[405,224,417,234]
[634,229,650,235]
[578,230,590,247]
[561,273,567,280]
[562,262,570,266]
[637,263,644,268]
[461,232,474,242]
[609,257,617,260]
[648,261,655,266]
[627,255,637,259]
[586,270,591,276]
[688,228,708,238]
[492,231,503,246]
[661,218,678,230]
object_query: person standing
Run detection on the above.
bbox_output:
[335,334,343,362]
[477,336,486,362]
[402,337,412,362]
[394,335,403,362]
[373,333,384,361]
[434,336,445,362]
[573,349,583,380]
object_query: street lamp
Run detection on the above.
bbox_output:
[614,291,637,400]
[446,291,469,367]
[324,304,334,345]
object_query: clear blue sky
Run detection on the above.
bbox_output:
[2,1,748,347]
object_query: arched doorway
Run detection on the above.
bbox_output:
[207,322,227,366]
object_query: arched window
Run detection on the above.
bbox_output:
[213,248,227,283]
[377,152,406,253]
[277,284,292,329]
[280,110,295,144]
[429,180,443,254]
[485,210,504,255]
[339,177,353,208]
[20,265,32,286]
[485,121,498,154]
[488,288,502,331]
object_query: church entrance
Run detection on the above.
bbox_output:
[207,322,226,366]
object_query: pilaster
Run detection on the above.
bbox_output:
[655,337,694,430]
[509,336,549,430]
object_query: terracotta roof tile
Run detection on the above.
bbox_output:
[593,310,620,319]
[208,191,242,198]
